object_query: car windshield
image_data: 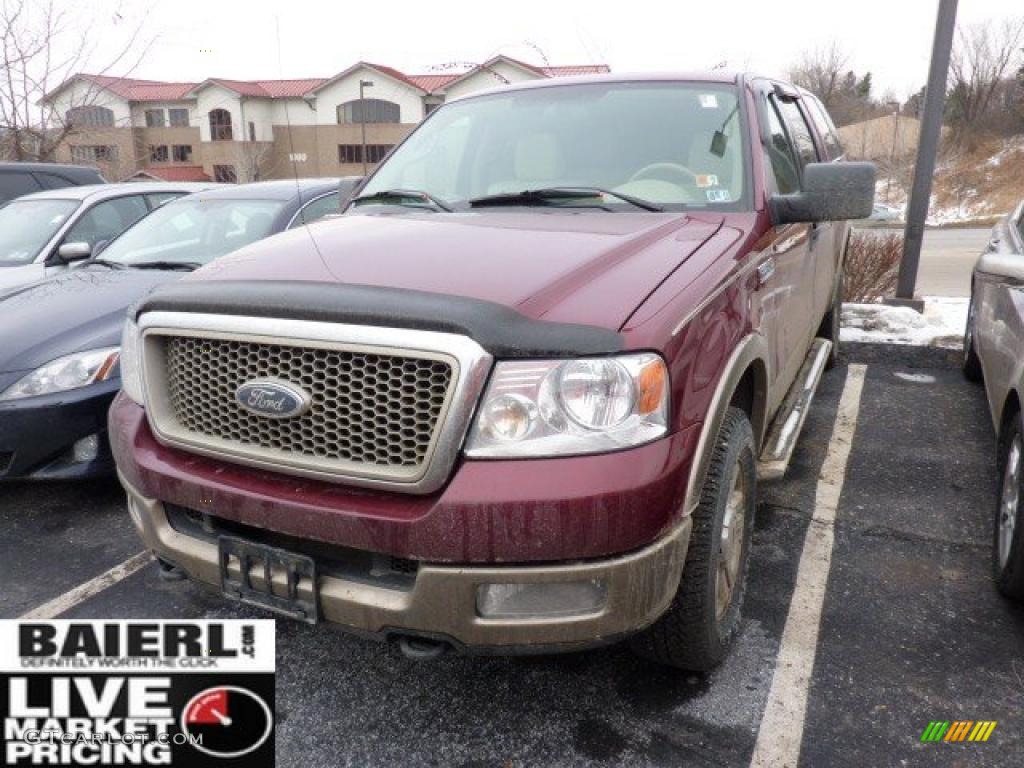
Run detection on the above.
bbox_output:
[99,197,284,266]
[359,82,748,211]
[0,199,80,266]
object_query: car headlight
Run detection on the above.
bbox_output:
[465,353,669,458]
[0,347,121,401]
[120,318,144,405]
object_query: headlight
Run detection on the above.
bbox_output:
[120,318,144,405]
[0,347,120,401]
[465,353,669,458]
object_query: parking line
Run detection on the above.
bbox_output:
[750,364,867,768]
[19,551,153,621]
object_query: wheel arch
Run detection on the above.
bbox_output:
[683,333,770,518]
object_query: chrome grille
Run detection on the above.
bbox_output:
[163,336,454,469]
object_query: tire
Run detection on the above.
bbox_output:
[995,415,1024,601]
[963,295,983,383]
[630,406,757,671]
[817,269,843,370]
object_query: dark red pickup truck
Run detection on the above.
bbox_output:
[110,73,873,670]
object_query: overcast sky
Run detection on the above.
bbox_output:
[79,0,1022,99]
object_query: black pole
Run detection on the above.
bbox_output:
[891,0,959,309]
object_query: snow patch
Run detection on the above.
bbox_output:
[841,296,967,349]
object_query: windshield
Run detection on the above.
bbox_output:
[360,82,748,211]
[99,197,284,266]
[0,199,79,266]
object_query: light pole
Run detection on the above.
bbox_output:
[359,79,374,176]
[890,0,959,309]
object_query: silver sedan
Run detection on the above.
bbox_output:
[964,200,1024,600]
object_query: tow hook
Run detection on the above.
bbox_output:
[397,635,450,661]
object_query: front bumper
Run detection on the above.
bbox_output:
[122,471,692,650]
[0,380,119,479]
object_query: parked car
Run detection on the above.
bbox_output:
[0,178,341,480]
[109,74,873,670]
[0,162,105,205]
[0,182,218,293]
[963,199,1024,600]
[868,202,904,223]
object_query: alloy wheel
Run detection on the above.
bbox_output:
[999,436,1021,569]
[716,463,747,621]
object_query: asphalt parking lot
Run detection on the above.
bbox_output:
[3,342,1023,767]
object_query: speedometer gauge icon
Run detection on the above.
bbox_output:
[182,686,273,759]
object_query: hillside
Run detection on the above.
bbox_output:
[872,135,1024,226]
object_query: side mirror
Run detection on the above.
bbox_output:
[770,162,876,225]
[976,218,1024,282]
[338,176,365,208]
[57,242,92,263]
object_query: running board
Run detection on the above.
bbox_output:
[757,338,832,481]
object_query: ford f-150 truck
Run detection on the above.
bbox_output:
[109,73,874,670]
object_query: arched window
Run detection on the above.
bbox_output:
[337,99,400,125]
[66,106,115,128]
[209,109,233,141]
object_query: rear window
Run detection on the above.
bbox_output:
[0,172,41,203]
[803,96,844,160]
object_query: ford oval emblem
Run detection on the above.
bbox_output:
[235,379,312,419]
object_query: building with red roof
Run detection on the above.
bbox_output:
[42,58,610,182]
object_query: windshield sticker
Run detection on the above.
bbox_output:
[706,189,731,203]
[699,94,719,109]
[696,174,719,189]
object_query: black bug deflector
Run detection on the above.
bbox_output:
[135,280,624,359]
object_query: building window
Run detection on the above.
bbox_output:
[248,121,256,142]
[70,145,119,163]
[337,99,401,125]
[144,109,166,127]
[168,108,190,127]
[338,144,394,164]
[149,145,169,163]
[213,164,237,183]
[172,144,192,162]
[209,109,233,141]
[66,106,115,128]
[424,102,441,116]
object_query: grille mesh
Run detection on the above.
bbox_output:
[163,336,453,468]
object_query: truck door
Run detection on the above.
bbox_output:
[758,92,817,410]
[774,94,831,337]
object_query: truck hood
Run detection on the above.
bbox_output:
[0,267,180,375]
[190,210,724,330]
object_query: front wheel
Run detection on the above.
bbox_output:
[995,416,1024,600]
[629,407,756,671]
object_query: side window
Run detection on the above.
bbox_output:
[34,173,73,191]
[804,96,844,160]
[776,98,819,171]
[762,98,801,195]
[62,196,149,248]
[290,193,339,228]
[1017,209,1024,244]
[0,172,41,202]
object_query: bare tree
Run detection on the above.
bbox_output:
[788,42,850,111]
[235,140,276,183]
[948,17,1024,142]
[0,0,149,161]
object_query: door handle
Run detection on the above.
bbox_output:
[757,258,776,286]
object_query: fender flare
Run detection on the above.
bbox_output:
[682,333,770,518]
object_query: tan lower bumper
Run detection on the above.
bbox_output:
[121,472,691,650]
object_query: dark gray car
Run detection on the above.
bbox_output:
[0,178,341,480]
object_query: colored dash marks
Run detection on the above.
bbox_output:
[921,721,997,743]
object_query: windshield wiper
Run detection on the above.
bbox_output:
[469,187,664,212]
[128,260,203,272]
[351,188,454,212]
[85,258,127,270]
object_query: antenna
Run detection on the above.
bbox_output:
[274,15,329,267]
